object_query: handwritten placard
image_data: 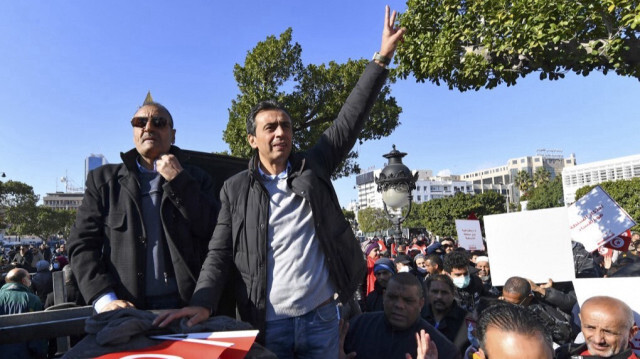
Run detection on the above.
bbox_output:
[567,185,636,252]
[455,219,484,251]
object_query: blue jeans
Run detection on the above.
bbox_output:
[264,300,340,359]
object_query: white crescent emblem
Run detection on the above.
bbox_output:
[610,237,625,249]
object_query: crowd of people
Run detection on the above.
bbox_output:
[354,233,640,358]
[1,5,639,358]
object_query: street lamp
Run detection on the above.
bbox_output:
[375,145,418,245]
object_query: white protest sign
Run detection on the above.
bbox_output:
[573,278,640,356]
[568,185,636,252]
[455,219,484,251]
[484,207,575,286]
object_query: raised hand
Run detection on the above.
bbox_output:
[379,5,407,59]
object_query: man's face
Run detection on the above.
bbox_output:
[580,304,636,357]
[415,257,426,269]
[425,259,439,275]
[480,327,553,359]
[448,266,468,279]
[248,109,292,173]
[396,262,409,272]
[428,281,454,313]
[132,105,175,164]
[441,241,455,253]
[383,280,424,330]
[476,261,490,277]
[374,270,393,289]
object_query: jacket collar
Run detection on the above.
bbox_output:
[248,151,306,180]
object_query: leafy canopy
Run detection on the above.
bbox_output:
[357,207,393,234]
[224,28,402,178]
[396,0,640,91]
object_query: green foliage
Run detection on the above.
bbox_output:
[357,207,393,233]
[526,176,565,210]
[5,204,76,240]
[396,0,640,91]
[574,177,640,231]
[0,180,39,230]
[404,191,507,237]
[224,28,402,178]
[342,209,356,222]
[514,170,533,194]
[533,167,552,187]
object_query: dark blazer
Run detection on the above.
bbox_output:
[68,146,219,308]
[190,61,387,340]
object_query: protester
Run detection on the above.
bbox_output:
[474,256,500,297]
[366,258,396,312]
[472,301,554,359]
[556,296,639,358]
[31,260,53,304]
[443,251,491,312]
[67,95,219,313]
[421,274,473,354]
[153,7,406,358]
[342,273,461,359]
[0,268,47,358]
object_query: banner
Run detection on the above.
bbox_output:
[573,278,640,356]
[483,207,575,286]
[567,185,636,252]
[455,219,484,251]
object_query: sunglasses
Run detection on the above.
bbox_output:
[131,116,170,129]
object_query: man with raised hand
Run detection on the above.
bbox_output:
[154,6,406,358]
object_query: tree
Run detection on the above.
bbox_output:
[526,176,565,210]
[533,167,552,187]
[5,204,76,240]
[396,0,640,91]
[405,191,506,237]
[357,207,393,234]
[575,177,640,231]
[514,170,533,195]
[224,28,403,178]
[0,180,39,230]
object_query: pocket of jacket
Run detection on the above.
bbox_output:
[105,211,126,230]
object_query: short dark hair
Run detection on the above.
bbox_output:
[246,100,291,135]
[443,251,469,273]
[138,101,174,128]
[477,302,553,354]
[388,272,424,299]
[503,276,531,298]
[425,254,443,268]
[425,273,454,293]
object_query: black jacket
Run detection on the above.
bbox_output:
[345,312,461,359]
[190,61,387,340]
[68,146,219,308]
[422,302,473,354]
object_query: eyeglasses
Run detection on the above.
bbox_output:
[131,116,170,129]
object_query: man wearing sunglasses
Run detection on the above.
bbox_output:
[68,98,219,313]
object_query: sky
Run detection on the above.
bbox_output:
[1,1,639,209]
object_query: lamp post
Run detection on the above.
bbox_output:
[375,145,418,245]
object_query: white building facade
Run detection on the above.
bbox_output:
[562,153,640,205]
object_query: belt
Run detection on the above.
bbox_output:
[315,297,333,310]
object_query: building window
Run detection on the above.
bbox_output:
[512,160,517,165]
[417,195,421,201]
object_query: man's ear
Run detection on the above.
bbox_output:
[248,134,257,149]
[630,324,639,339]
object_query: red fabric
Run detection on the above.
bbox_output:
[366,256,377,296]
[579,349,639,358]
[391,242,397,257]
[377,239,388,253]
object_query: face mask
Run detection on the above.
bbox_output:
[417,267,427,274]
[398,266,410,273]
[51,263,60,270]
[479,275,490,282]
[452,274,471,289]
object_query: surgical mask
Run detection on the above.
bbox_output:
[452,274,470,289]
[398,266,410,273]
[479,275,490,282]
[51,263,60,270]
[417,267,427,274]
